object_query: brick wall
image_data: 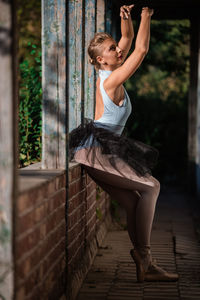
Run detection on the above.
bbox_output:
[15,163,112,300]
[67,163,112,300]
[15,171,67,300]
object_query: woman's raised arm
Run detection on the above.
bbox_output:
[105,7,154,89]
[117,4,134,62]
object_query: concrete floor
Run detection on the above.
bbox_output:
[76,186,200,300]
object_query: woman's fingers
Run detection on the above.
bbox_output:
[141,6,154,16]
[120,4,134,19]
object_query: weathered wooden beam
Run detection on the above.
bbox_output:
[68,0,84,132]
[84,0,96,120]
[96,0,105,33]
[196,20,200,197]
[0,0,17,298]
[42,0,66,169]
[188,19,199,194]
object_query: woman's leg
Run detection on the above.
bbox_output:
[84,165,160,262]
[85,170,140,247]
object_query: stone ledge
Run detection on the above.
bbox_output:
[18,162,66,195]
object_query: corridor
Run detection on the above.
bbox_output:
[76,186,200,300]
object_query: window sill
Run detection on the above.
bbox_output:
[18,162,66,195]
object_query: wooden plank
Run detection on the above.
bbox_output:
[84,0,96,120]
[188,19,199,193]
[42,0,66,169]
[68,0,84,132]
[96,0,105,33]
[0,0,16,298]
[196,20,200,197]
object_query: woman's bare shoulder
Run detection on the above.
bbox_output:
[104,48,147,89]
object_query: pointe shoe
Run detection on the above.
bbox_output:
[144,258,179,281]
[130,248,179,282]
[130,248,151,282]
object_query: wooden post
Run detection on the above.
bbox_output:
[96,0,105,33]
[42,0,67,169]
[188,19,200,195]
[68,0,84,132]
[196,20,200,197]
[84,0,96,121]
[0,0,17,298]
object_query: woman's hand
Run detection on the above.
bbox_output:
[120,4,134,20]
[141,7,154,17]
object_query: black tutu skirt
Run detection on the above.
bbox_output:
[69,118,159,178]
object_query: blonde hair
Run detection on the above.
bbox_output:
[88,32,113,71]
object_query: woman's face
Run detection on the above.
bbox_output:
[97,39,123,69]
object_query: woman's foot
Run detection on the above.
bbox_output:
[130,248,179,282]
[144,258,179,281]
[130,247,152,282]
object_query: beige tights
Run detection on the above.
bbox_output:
[83,164,160,267]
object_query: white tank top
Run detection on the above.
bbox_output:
[93,69,132,135]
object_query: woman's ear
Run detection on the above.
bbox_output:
[96,55,104,65]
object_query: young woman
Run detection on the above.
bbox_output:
[69,4,179,282]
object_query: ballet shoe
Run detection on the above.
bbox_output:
[130,247,151,282]
[144,258,179,281]
[130,248,179,282]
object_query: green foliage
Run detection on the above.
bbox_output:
[96,207,103,220]
[17,0,41,63]
[125,20,190,185]
[19,42,42,167]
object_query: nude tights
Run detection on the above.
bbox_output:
[83,165,160,257]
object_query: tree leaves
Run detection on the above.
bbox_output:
[19,42,42,168]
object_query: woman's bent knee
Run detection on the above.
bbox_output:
[151,177,160,195]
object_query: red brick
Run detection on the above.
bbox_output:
[15,285,25,300]
[18,222,65,279]
[55,173,66,190]
[85,223,96,243]
[85,216,96,239]
[85,192,96,210]
[17,180,57,215]
[46,210,58,233]
[69,165,81,183]
[17,193,31,215]
[21,264,41,296]
[68,180,78,199]
[86,202,96,221]
[68,226,76,245]
[68,203,84,230]
[86,181,96,196]
[45,238,65,269]
[68,212,76,230]
[47,188,66,214]
[75,191,85,208]
[85,172,93,184]
[55,203,65,224]
[68,239,78,261]
[42,254,65,295]
[68,189,86,214]
[68,196,76,214]
[78,229,85,245]
[16,226,41,259]
[16,209,35,235]
[35,202,46,223]
[36,221,65,265]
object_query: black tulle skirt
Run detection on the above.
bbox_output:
[69,118,159,178]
